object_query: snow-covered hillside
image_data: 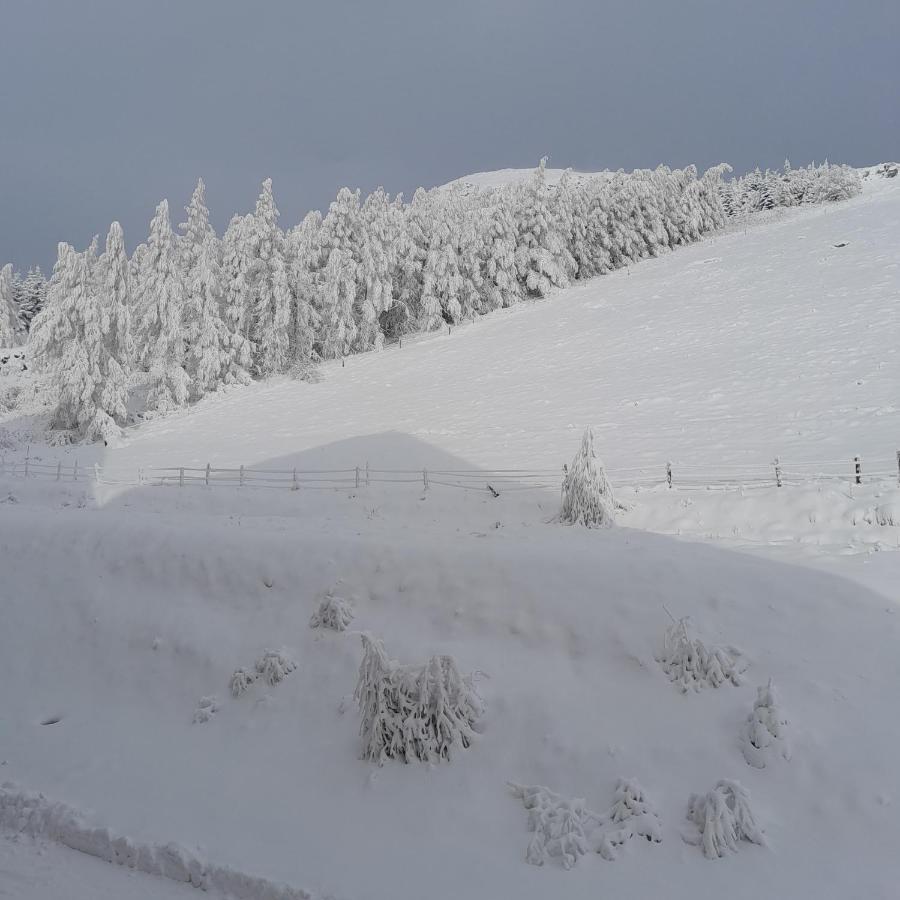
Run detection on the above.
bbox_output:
[1,170,899,899]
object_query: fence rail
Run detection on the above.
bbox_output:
[2,450,899,495]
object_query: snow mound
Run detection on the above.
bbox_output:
[254,649,297,687]
[684,779,766,859]
[656,617,744,692]
[596,778,662,861]
[0,783,316,899]
[354,633,483,764]
[229,667,256,698]
[191,695,218,724]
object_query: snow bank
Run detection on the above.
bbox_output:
[0,784,315,899]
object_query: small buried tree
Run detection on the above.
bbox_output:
[559,426,616,527]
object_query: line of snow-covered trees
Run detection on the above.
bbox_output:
[7,160,729,441]
[720,160,861,216]
[1,156,859,443]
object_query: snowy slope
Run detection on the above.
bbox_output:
[1,172,899,900]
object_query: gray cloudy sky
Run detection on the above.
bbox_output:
[2,0,897,272]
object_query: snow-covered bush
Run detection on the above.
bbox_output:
[684,779,766,858]
[559,426,616,528]
[596,778,662,861]
[354,633,483,764]
[254,649,297,687]
[229,667,257,698]
[192,695,219,724]
[509,778,661,868]
[656,617,744,692]
[310,593,354,631]
[741,679,790,768]
[509,784,594,869]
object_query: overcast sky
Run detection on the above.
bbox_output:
[2,0,897,272]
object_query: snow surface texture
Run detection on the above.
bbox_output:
[509,778,661,868]
[656,617,745,692]
[559,425,616,527]
[354,633,483,764]
[0,784,315,899]
[309,593,354,631]
[741,679,791,769]
[684,780,766,859]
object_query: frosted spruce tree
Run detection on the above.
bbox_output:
[357,187,397,351]
[559,426,616,527]
[97,221,134,371]
[0,264,20,347]
[137,200,189,415]
[219,214,254,385]
[285,210,321,376]
[514,158,575,297]
[11,267,47,333]
[179,179,230,397]
[477,188,521,311]
[31,238,129,441]
[420,201,463,326]
[247,179,291,376]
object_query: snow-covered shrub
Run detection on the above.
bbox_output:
[510,778,661,868]
[254,649,297,686]
[656,617,744,692]
[509,784,595,869]
[559,426,616,528]
[741,679,790,768]
[354,633,483,764]
[684,779,766,858]
[229,667,257,698]
[596,778,662,861]
[192,695,219,724]
[310,593,354,631]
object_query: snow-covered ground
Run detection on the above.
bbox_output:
[1,171,899,898]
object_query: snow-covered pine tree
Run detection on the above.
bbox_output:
[393,187,431,330]
[357,187,395,351]
[178,179,230,398]
[247,179,292,376]
[421,195,464,325]
[137,200,189,415]
[97,221,134,371]
[514,159,574,297]
[0,264,19,347]
[477,187,521,311]
[559,426,616,528]
[219,214,254,385]
[31,237,129,441]
[15,267,47,333]
[184,237,229,398]
[285,210,321,376]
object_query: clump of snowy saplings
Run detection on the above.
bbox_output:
[741,679,790,768]
[229,648,297,698]
[192,695,219,724]
[684,779,766,859]
[509,778,662,869]
[354,633,484,764]
[309,592,354,631]
[559,426,616,527]
[656,616,744,692]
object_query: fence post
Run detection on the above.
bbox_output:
[178,467,184,487]
[24,445,30,478]
[896,450,900,486]
[854,455,861,485]
[205,463,211,486]
[239,465,245,487]
[292,468,298,491]
[56,461,62,482]
[773,456,782,488]
[73,459,79,482]
[355,466,360,489]
[423,467,428,490]
[399,337,402,349]
[666,461,672,489]
[365,461,370,487]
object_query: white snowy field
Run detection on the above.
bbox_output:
[1,170,900,899]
